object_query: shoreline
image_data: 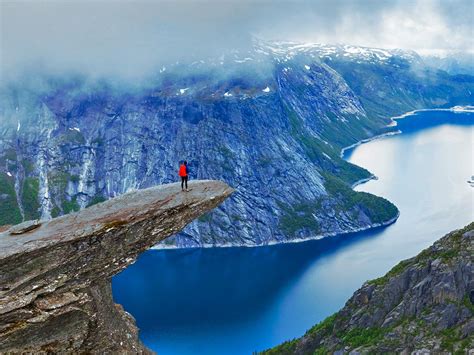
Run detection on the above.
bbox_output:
[151,211,401,250]
[153,105,472,251]
[351,174,378,189]
[340,105,474,186]
[340,130,401,159]
[340,105,474,159]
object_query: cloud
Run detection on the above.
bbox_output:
[1,0,473,80]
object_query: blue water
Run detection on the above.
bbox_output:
[112,110,474,354]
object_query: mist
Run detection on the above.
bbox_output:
[1,0,473,81]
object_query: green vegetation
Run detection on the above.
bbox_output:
[277,108,399,238]
[0,149,18,174]
[21,159,35,175]
[21,177,40,221]
[62,196,80,214]
[3,148,17,162]
[307,314,337,336]
[0,173,22,225]
[322,172,398,224]
[266,308,471,354]
[262,315,336,354]
[339,327,385,348]
[70,174,80,183]
[261,338,298,355]
[51,205,61,218]
[265,224,474,354]
[49,171,71,191]
[285,106,372,186]
[368,259,411,286]
[369,223,474,287]
[440,327,459,352]
[86,195,107,208]
[462,294,474,313]
[278,201,321,237]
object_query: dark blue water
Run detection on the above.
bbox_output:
[113,109,474,354]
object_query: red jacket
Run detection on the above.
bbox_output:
[179,164,188,177]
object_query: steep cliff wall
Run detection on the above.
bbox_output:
[1,41,472,247]
[0,180,233,353]
[266,223,474,354]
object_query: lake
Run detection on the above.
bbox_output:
[112,109,474,354]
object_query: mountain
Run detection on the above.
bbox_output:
[421,52,474,76]
[265,222,474,354]
[0,41,473,247]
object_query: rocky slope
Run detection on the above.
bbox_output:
[0,180,233,353]
[1,40,473,247]
[265,222,474,354]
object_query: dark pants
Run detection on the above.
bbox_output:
[181,176,188,190]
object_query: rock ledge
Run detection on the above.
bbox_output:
[0,180,233,353]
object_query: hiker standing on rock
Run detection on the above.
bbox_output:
[179,160,189,191]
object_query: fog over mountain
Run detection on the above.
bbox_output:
[1,0,473,81]
[0,0,473,248]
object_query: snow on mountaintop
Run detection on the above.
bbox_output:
[252,40,421,65]
[154,40,421,74]
[146,39,422,100]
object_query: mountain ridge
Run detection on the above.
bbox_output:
[265,222,474,354]
[0,41,472,247]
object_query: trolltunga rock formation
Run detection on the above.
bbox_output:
[0,180,233,353]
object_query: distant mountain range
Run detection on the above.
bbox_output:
[0,41,473,247]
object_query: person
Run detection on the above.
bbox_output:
[179,160,189,191]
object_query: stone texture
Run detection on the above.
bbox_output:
[0,180,233,353]
[266,223,474,354]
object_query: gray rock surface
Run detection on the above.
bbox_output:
[266,222,474,354]
[0,180,233,353]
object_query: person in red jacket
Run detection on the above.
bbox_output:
[179,160,189,191]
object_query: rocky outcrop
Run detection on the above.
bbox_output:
[0,180,233,353]
[266,222,474,354]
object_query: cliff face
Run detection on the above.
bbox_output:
[1,41,473,247]
[266,223,474,354]
[0,180,233,353]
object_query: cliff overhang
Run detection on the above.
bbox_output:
[0,180,233,353]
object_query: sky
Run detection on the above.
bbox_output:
[1,0,473,79]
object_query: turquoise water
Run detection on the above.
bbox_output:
[112,110,473,354]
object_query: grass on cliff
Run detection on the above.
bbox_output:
[278,200,321,238]
[369,222,474,287]
[278,107,397,238]
[265,223,474,354]
[322,172,398,224]
[62,196,80,214]
[86,194,107,207]
[285,106,372,186]
[0,173,22,225]
[21,177,40,221]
